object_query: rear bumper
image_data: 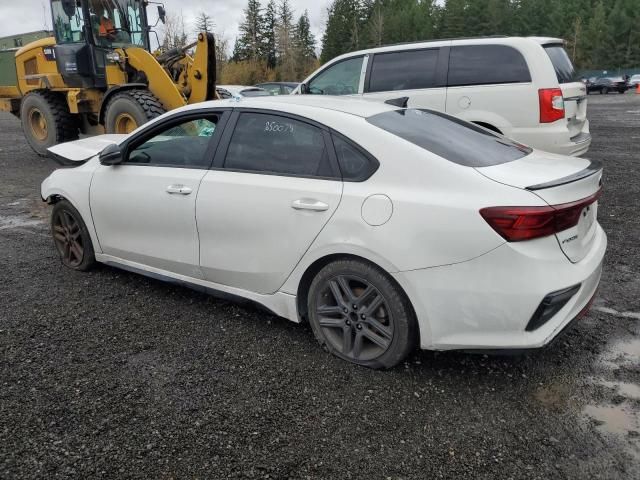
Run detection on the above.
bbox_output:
[510,119,591,157]
[393,225,606,351]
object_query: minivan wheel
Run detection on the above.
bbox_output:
[51,200,96,271]
[307,259,417,369]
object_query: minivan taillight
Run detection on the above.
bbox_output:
[480,189,601,242]
[538,88,565,123]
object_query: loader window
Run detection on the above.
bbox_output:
[88,0,146,48]
[126,116,219,169]
[51,0,86,43]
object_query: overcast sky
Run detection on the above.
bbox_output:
[0,0,329,52]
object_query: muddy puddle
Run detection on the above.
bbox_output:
[0,214,44,230]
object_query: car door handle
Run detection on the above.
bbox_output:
[166,184,192,195]
[291,199,329,211]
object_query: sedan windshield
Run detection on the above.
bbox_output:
[367,109,532,167]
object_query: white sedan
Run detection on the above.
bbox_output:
[42,96,606,368]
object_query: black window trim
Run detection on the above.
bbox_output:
[446,44,532,88]
[364,46,448,93]
[119,108,231,170]
[211,108,342,181]
[305,55,366,95]
[329,130,380,182]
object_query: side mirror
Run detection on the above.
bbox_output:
[99,143,123,166]
[157,6,167,24]
[299,83,308,94]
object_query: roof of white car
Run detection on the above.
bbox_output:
[181,95,397,118]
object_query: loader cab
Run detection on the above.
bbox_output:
[50,0,151,88]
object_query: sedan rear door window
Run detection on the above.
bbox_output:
[223,113,336,178]
[447,45,531,87]
[367,109,531,167]
[368,49,439,92]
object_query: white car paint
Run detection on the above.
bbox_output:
[294,37,591,156]
[43,96,606,352]
[216,85,270,100]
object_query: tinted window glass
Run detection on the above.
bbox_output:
[241,88,271,97]
[217,88,232,99]
[448,45,531,86]
[308,56,363,95]
[367,109,531,167]
[224,113,334,177]
[543,45,578,84]
[369,49,439,92]
[127,117,217,168]
[332,134,377,181]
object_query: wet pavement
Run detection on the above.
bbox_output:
[0,94,639,479]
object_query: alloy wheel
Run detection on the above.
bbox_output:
[315,275,394,362]
[52,210,84,268]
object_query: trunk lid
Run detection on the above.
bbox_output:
[476,150,602,263]
[541,43,587,138]
[47,135,127,165]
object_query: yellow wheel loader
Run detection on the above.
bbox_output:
[0,0,217,155]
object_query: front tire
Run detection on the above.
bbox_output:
[602,87,609,94]
[51,200,96,271]
[104,89,165,134]
[307,259,417,369]
[20,91,78,156]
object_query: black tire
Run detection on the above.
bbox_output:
[602,87,609,94]
[104,89,166,134]
[20,91,78,156]
[51,200,96,271]
[307,259,417,369]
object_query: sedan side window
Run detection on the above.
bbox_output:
[224,113,336,178]
[307,56,364,95]
[126,116,218,168]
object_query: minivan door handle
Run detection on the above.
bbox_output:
[291,199,329,211]
[166,184,192,195]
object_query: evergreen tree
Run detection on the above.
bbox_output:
[194,11,214,34]
[584,1,610,69]
[233,0,264,62]
[321,0,365,62]
[293,10,317,79]
[439,0,465,38]
[263,0,278,68]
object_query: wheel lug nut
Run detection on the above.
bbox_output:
[360,314,366,319]
[356,324,362,330]
[343,308,348,313]
[346,320,351,326]
[352,304,358,310]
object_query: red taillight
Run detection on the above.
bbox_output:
[480,189,602,242]
[538,88,565,123]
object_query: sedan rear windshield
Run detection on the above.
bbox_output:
[543,44,578,84]
[366,109,532,167]
[241,89,271,97]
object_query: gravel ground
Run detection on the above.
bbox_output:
[1,94,639,479]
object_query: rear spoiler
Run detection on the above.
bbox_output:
[526,159,602,191]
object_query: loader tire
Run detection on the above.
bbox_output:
[104,89,166,134]
[20,91,79,156]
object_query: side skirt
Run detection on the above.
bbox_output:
[95,254,300,322]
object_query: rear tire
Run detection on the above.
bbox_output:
[20,91,78,156]
[307,259,417,369]
[51,200,96,271]
[104,89,165,134]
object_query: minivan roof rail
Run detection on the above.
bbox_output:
[382,35,510,48]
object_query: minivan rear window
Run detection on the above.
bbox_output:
[543,44,578,84]
[366,109,532,167]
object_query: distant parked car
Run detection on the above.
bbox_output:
[628,74,640,88]
[216,85,270,99]
[255,82,300,95]
[295,37,591,156]
[586,77,628,94]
